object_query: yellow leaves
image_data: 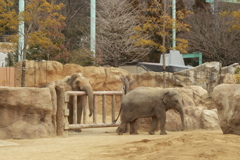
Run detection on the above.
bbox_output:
[0,0,14,8]
[133,26,142,32]
[158,45,166,53]
[174,38,189,53]
[232,10,240,30]
[220,10,240,31]
[133,2,190,53]
[143,23,150,30]
[28,31,53,49]
[135,39,157,47]
[0,1,18,34]
[219,11,231,17]
[0,0,66,56]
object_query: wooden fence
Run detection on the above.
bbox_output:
[63,91,124,131]
[0,67,14,87]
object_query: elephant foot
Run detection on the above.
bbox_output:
[70,129,82,133]
[148,131,155,135]
[160,131,167,135]
[130,132,139,135]
[116,127,123,135]
[123,128,128,133]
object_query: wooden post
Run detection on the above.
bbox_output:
[73,95,77,124]
[93,95,97,124]
[112,95,115,122]
[102,95,106,123]
[56,84,68,136]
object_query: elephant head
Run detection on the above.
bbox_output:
[67,73,93,117]
[162,89,185,131]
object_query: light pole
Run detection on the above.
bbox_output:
[90,0,96,57]
[18,0,24,61]
[172,0,176,49]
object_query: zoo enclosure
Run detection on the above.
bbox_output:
[63,90,124,131]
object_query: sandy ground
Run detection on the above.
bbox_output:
[1,128,240,160]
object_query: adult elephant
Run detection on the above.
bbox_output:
[116,87,185,135]
[64,73,93,124]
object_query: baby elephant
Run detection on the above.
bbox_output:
[116,87,185,135]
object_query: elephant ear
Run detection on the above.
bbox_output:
[162,91,170,104]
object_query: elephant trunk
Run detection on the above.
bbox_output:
[178,107,185,131]
[82,85,93,117]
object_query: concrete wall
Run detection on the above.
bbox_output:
[119,65,147,74]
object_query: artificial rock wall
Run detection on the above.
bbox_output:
[0,87,55,139]
[0,60,239,139]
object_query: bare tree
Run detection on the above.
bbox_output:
[96,0,151,67]
[179,10,240,66]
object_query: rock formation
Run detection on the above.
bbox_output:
[0,60,238,138]
[0,87,55,139]
[212,84,240,135]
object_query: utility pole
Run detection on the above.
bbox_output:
[18,0,24,61]
[90,0,96,57]
[162,0,167,88]
[172,0,176,49]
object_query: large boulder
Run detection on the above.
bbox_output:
[212,84,240,135]
[201,109,220,130]
[173,62,221,93]
[0,87,55,139]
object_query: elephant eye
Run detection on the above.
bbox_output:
[76,81,80,85]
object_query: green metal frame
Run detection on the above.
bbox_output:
[206,0,240,3]
[182,52,202,65]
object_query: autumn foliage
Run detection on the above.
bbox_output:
[0,0,68,63]
[132,0,191,54]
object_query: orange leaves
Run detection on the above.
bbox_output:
[232,10,240,30]
[133,1,190,53]
[219,10,240,31]
[0,0,18,33]
[0,0,68,62]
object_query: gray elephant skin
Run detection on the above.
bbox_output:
[116,87,185,135]
[65,73,93,124]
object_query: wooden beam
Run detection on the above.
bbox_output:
[69,122,120,129]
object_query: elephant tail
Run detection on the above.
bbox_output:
[112,105,122,124]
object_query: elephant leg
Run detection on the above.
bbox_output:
[149,116,158,135]
[123,123,129,133]
[73,96,83,133]
[159,112,167,135]
[77,96,83,124]
[116,122,128,135]
[130,119,138,135]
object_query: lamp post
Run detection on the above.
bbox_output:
[18,0,24,61]
[90,0,96,57]
[172,0,176,49]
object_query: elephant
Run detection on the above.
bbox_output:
[64,73,93,124]
[116,87,185,135]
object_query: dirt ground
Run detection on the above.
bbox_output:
[1,128,240,160]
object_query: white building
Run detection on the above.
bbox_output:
[0,52,8,67]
